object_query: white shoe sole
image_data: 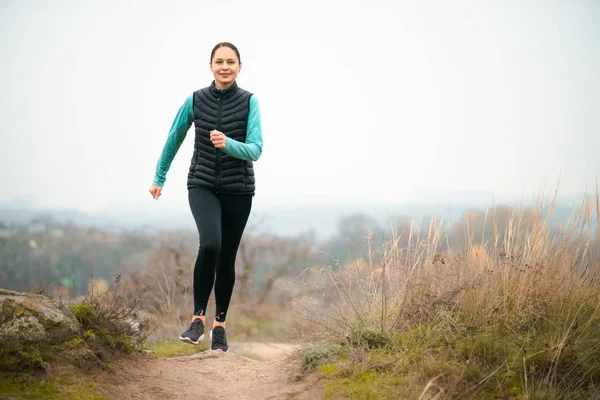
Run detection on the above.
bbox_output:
[209,330,229,352]
[178,334,204,345]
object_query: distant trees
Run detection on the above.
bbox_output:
[0,220,154,297]
[317,205,564,268]
[235,231,315,307]
[447,206,542,252]
[320,213,387,267]
[319,212,422,268]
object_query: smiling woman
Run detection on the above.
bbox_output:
[148,42,263,353]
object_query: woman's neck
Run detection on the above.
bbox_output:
[215,81,234,90]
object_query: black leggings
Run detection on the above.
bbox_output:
[188,187,252,322]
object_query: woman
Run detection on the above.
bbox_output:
[149,42,263,352]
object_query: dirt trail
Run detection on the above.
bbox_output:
[95,342,325,400]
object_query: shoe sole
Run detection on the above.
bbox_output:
[209,330,229,352]
[178,334,204,345]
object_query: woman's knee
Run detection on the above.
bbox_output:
[199,239,221,258]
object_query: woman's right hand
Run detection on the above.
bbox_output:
[149,185,163,200]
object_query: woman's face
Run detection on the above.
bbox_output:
[210,46,241,88]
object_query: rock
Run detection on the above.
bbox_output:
[0,288,80,347]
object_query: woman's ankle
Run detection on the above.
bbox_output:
[213,320,226,329]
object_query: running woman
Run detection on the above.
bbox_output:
[149,42,263,352]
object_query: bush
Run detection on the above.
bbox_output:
[300,344,348,373]
[69,274,152,354]
[0,344,47,372]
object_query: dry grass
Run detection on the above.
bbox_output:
[294,189,600,399]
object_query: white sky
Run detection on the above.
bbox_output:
[1,0,599,213]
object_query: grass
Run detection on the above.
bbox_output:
[295,189,600,399]
[322,370,406,400]
[226,313,293,342]
[0,369,107,400]
[145,340,209,358]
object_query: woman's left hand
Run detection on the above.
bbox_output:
[210,130,227,149]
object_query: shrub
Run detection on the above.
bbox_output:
[300,344,348,373]
[69,273,152,354]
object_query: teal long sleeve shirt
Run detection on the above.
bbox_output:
[152,91,263,187]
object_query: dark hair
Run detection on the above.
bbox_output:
[210,42,241,63]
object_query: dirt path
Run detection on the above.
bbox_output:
[95,342,325,400]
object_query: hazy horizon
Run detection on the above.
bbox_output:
[0,191,590,240]
[2,0,599,216]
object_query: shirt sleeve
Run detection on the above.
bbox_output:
[152,94,194,186]
[223,95,263,161]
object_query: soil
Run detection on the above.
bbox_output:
[95,342,326,400]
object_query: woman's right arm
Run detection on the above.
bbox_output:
[151,94,194,194]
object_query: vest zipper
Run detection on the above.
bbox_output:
[216,93,224,191]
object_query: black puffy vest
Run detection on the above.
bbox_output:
[187,81,255,194]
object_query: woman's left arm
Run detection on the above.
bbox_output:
[223,95,263,161]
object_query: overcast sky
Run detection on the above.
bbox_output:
[1,0,599,214]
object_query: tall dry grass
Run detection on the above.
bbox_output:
[294,189,600,399]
